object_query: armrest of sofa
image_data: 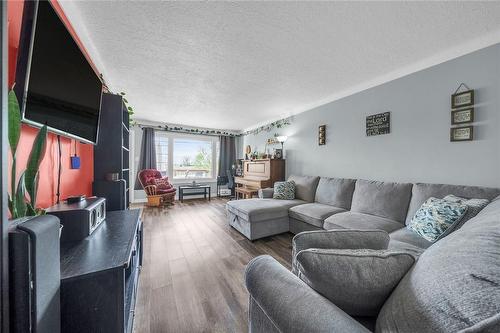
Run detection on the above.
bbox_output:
[295,249,415,317]
[258,187,274,199]
[246,255,371,333]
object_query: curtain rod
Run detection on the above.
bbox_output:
[135,123,241,137]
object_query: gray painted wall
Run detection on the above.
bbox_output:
[242,44,500,187]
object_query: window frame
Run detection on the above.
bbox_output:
[155,131,218,183]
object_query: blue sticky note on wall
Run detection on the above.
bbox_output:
[71,156,81,169]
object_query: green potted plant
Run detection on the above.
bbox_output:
[8,89,48,219]
[119,92,135,125]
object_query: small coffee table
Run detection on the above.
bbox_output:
[178,185,211,203]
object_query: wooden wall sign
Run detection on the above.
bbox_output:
[451,108,474,125]
[451,89,474,109]
[366,112,390,136]
[318,125,326,145]
[450,126,473,142]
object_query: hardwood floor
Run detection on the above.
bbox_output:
[133,198,293,333]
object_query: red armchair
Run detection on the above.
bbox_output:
[138,169,176,206]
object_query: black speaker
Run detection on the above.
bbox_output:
[9,215,61,333]
[46,197,106,243]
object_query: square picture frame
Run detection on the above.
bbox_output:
[451,108,474,125]
[274,148,283,159]
[451,89,474,109]
[450,126,473,142]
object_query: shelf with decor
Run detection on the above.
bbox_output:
[93,93,130,211]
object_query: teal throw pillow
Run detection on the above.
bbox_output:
[273,181,296,200]
[408,197,468,242]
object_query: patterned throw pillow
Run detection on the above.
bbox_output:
[408,197,468,242]
[436,195,490,239]
[154,178,172,190]
[273,181,296,200]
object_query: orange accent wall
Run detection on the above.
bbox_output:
[8,0,95,208]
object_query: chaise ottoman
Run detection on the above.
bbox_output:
[226,198,306,240]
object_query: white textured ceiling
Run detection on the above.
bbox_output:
[59,1,500,131]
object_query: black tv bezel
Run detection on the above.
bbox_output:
[14,0,103,145]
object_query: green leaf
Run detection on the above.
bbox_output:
[26,203,37,217]
[8,194,15,218]
[15,172,27,218]
[25,125,47,208]
[120,92,126,95]
[11,156,16,207]
[123,98,128,103]
[8,90,21,155]
[127,106,133,111]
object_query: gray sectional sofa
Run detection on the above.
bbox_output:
[228,175,500,332]
[226,175,499,249]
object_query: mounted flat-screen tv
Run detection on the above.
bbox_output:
[15,0,103,144]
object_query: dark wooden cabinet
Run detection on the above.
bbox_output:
[60,209,142,333]
[93,93,130,210]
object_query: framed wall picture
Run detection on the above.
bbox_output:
[451,90,474,109]
[318,125,326,145]
[274,148,283,159]
[451,108,474,125]
[450,126,473,142]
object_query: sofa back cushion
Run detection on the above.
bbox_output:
[314,177,356,209]
[350,180,412,223]
[461,195,500,231]
[376,199,500,332]
[405,183,500,225]
[287,175,320,202]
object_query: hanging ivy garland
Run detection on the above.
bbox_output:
[136,123,240,137]
[242,116,293,136]
[135,117,292,137]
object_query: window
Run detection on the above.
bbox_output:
[154,132,218,181]
[173,138,213,179]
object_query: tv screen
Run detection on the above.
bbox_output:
[15,0,103,144]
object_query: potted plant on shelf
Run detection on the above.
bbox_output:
[8,89,48,220]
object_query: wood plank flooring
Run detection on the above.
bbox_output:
[133,198,293,333]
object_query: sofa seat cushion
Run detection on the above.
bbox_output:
[351,180,413,222]
[389,228,432,250]
[157,187,176,195]
[377,202,500,332]
[404,182,500,225]
[289,203,345,228]
[387,240,426,258]
[226,198,306,222]
[314,177,356,209]
[324,212,403,233]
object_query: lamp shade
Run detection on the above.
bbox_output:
[276,136,288,143]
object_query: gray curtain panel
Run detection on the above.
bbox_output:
[218,136,236,178]
[135,127,157,189]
